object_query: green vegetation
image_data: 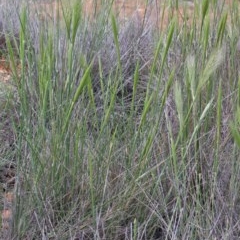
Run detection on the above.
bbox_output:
[1,0,240,239]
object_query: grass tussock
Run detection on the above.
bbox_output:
[0,0,240,239]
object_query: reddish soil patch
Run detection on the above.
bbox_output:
[25,1,240,32]
[83,0,239,31]
[0,59,11,82]
[1,192,14,239]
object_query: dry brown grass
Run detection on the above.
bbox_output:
[0,1,240,239]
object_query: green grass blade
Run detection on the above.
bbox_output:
[111,13,121,71]
[216,11,228,46]
[63,62,93,133]
[201,0,209,33]
[231,108,240,148]
[71,1,82,44]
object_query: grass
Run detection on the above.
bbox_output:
[0,0,240,239]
